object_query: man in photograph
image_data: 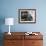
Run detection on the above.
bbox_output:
[21,11,33,21]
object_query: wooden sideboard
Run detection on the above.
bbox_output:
[4,32,43,46]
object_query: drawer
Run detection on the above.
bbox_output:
[15,35,24,40]
[4,40,24,46]
[4,40,16,46]
[15,40,24,46]
[24,40,43,46]
[32,40,43,46]
[4,35,24,40]
[25,35,43,40]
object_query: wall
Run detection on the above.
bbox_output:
[0,0,46,32]
[0,0,46,46]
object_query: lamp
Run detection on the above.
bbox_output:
[5,18,14,35]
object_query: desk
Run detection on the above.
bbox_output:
[4,32,43,46]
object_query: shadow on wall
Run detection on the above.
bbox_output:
[0,16,5,46]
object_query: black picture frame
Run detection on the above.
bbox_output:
[18,9,36,23]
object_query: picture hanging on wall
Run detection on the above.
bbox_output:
[18,9,36,23]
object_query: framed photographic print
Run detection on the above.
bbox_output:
[18,9,36,23]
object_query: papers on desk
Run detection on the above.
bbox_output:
[25,32,38,35]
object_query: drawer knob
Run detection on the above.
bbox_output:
[32,42,35,44]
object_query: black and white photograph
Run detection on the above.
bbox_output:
[18,9,36,23]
